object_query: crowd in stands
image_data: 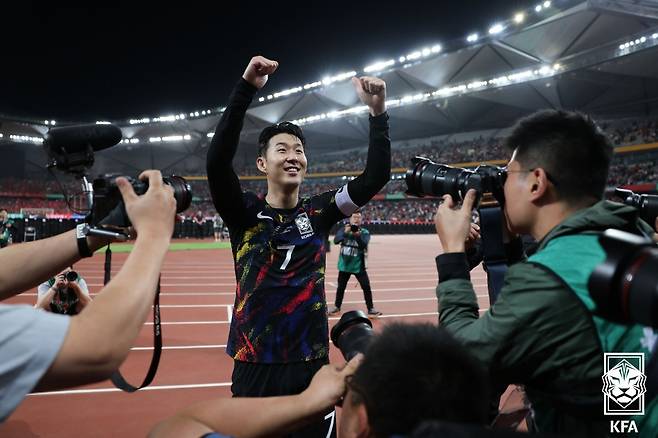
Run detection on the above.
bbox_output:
[1,116,656,219]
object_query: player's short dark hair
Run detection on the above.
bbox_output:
[504,109,613,205]
[258,122,306,157]
[349,323,490,437]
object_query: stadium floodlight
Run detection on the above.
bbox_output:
[535,5,543,12]
[274,86,303,98]
[322,71,357,86]
[406,51,422,60]
[364,59,395,73]
[258,97,265,102]
[422,48,431,57]
[431,44,442,53]
[467,33,479,43]
[654,33,658,39]
[399,56,406,62]
[514,12,525,24]
[95,121,111,125]
[183,134,191,140]
[489,23,505,35]
[543,1,551,7]
[149,137,162,143]
[303,80,322,90]
[207,132,214,138]
[194,111,200,117]
[10,134,43,144]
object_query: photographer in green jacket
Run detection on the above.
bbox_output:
[434,109,657,436]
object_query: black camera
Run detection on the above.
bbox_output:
[616,188,658,225]
[588,229,658,328]
[65,271,79,282]
[330,310,374,360]
[88,174,192,227]
[405,157,506,204]
[350,224,360,232]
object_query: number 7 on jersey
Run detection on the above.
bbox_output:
[277,245,295,270]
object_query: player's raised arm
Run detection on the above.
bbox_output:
[342,76,391,210]
[206,56,279,225]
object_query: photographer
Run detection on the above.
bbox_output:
[149,323,490,438]
[0,209,14,248]
[433,110,657,435]
[0,170,175,421]
[328,211,382,316]
[35,267,91,315]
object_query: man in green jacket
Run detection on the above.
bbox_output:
[434,109,657,436]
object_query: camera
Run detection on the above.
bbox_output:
[350,224,360,232]
[42,123,192,235]
[615,188,658,225]
[88,174,192,227]
[588,229,658,328]
[330,310,374,360]
[405,157,506,205]
[65,271,79,282]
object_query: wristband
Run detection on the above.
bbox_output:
[76,223,93,258]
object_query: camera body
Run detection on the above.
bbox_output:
[87,174,192,228]
[65,271,79,282]
[350,224,360,233]
[405,157,506,205]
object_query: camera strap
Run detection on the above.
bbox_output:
[479,207,508,305]
[101,245,163,392]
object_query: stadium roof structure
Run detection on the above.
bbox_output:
[2,0,658,177]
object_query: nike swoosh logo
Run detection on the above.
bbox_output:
[257,211,274,221]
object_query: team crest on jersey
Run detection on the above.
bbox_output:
[295,213,314,238]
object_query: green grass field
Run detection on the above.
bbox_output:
[95,241,232,253]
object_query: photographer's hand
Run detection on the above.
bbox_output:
[242,56,278,90]
[301,353,363,410]
[435,189,477,253]
[116,170,176,240]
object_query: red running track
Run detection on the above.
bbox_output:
[1,235,505,437]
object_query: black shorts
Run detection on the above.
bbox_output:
[231,358,336,438]
[231,358,327,397]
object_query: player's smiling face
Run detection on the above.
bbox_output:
[257,133,307,188]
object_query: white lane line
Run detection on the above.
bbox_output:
[227,305,233,323]
[131,344,226,351]
[160,304,231,308]
[18,285,489,298]
[28,382,232,396]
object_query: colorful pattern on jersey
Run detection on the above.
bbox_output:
[226,190,344,363]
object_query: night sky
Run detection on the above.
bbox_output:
[0,0,538,122]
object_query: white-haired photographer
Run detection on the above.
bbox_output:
[0,170,175,422]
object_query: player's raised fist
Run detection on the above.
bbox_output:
[352,76,386,117]
[242,56,279,90]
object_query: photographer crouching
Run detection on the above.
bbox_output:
[35,267,91,315]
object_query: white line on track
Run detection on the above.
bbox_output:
[227,305,233,323]
[28,382,232,396]
[131,344,226,351]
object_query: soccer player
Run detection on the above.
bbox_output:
[206,56,390,437]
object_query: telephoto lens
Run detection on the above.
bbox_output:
[66,271,78,282]
[330,310,374,360]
